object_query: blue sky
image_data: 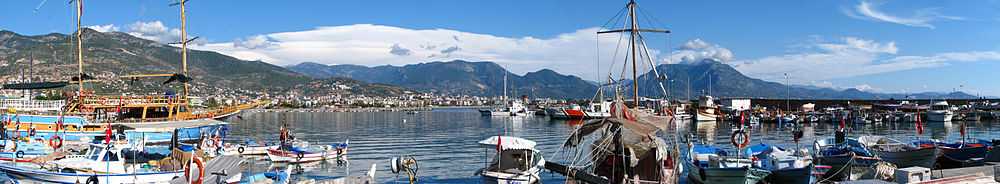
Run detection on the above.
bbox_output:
[2,0,999,96]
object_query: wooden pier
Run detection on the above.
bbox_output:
[837,163,1000,184]
[170,155,244,184]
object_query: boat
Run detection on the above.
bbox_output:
[547,1,679,183]
[583,101,612,119]
[241,166,293,184]
[744,143,814,184]
[477,136,544,184]
[858,136,938,168]
[544,104,585,119]
[696,96,720,122]
[686,144,771,184]
[222,139,278,155]
[915,139,990,169]
[266,141,348,163]
[927,101,954,122]
[813,134,879,181]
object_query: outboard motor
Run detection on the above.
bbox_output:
[835,129,846,144]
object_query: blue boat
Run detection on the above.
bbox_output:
[686,144,770,184]
[743,143,815,184]
[915,139,992,169]
[813,136,879,181]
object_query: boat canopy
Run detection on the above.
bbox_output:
[479,136,537,151]
[1,82,69,90]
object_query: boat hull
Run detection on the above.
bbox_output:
[766,164,815,184]
[0,164,183,184]
[927,112,953,122]
[266,148,345,163]
[686,161,770,184]
[872,147,938,168]
[696,112,718,122]
[480,171,538,184]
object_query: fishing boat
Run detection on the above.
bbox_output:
[222,139,278,155]
[914,139,990,169]
[858,136,938,168]
[927,101,954,122]
[686,144,771,184]
[813,134,879,181]
[744,143,814,184]
[266,140,348,163]
[696,96,720,122]
[544,104,585,119]
[477,136,544,184]
[583,101,612,119]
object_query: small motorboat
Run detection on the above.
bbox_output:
[240,166,292,184]
[223,139,278,155]
[477,136,544,184]
[744,143,814,184]
[915,139,991,169]
[813,134,879,181]
[686,144,770,184]
[858,136,938,168]
[0,143,190,183]
[266,140,348,163]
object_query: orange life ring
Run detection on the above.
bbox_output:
[730,130,750,148]
[185,156,205,184]
[49,136,63,149]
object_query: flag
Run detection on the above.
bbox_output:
[739,111,745,127]
[495,134,502,152]
[916,111,924,135]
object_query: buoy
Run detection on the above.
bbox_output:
[185,157,205,184]
[730,130,750,148]
[49,135,63,149]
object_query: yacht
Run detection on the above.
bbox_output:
[696,96,719,121]
[927,101,953,122]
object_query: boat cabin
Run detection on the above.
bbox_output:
[478,136,543,174]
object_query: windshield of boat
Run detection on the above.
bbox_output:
[488,149,534,172]
[88,146,104,160]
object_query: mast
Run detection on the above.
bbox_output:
[76,0,84,105]
[503,72,508,101]
[179,0,189,100]
[628,0,639,104]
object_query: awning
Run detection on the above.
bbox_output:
[479,136,537,150]
[2,82,69,90]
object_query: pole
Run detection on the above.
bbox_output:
[628,0,639,105]
[181,1,189,99]
[76,0,84,105]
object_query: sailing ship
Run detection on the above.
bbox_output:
[0,0,262,145]
[548,1,679,183]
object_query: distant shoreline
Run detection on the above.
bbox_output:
[246,106,488,113]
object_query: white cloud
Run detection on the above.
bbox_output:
[125,21,182,44]
[662,39,734,64]
[730,37,1000,86]
[845,0,963,29]
[87,24,119,33]
[853,84,879,92]
[192,24,638,80]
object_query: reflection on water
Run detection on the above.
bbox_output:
[228,109,1000,183]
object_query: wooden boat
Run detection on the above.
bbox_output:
[686,144,770,184]
[915,139,991,169]
[744,143,814,184]
[813,136,879,181]
[222,139,278,155]
[0,142,191,184]
[696,96,719,122]
[266,140,348,163]
[478,136,544,184]
[858,136,938,168]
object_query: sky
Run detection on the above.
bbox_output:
[2,0,999,96]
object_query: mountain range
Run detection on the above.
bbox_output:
[291,59,978,100]
[1,29,979,100]
[288,60,599,98]
[0,28,310,95]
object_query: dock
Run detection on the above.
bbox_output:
[170,155,244,184]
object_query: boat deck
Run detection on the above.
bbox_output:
[169,155,243,184]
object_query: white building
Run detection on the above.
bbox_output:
[721,98,752,111]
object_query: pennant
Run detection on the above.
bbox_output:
[496,134,502,152]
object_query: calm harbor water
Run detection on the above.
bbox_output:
[227,108,1000,183]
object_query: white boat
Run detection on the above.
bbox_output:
[267,140,348,163]
[927,101,954,122]
[673,103,693,120]
[221,139,279,155]
[696,96,719,121]
[0,144,186,184]
[583,101,612,119]
[478,136,544,184]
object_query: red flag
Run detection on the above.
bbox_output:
[739,111,745,127]
[495,134,502,152]
[838,115,846,130]
[916,111,924,135]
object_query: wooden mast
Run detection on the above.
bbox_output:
[179,0,189,100]
[597,0,668,105]
[76,0,85,105]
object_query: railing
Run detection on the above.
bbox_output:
[78,95,188,108]
[0,99,65,112]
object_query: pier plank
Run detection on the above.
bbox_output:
[170,155,244,184]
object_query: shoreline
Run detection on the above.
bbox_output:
[246,106,489,113]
